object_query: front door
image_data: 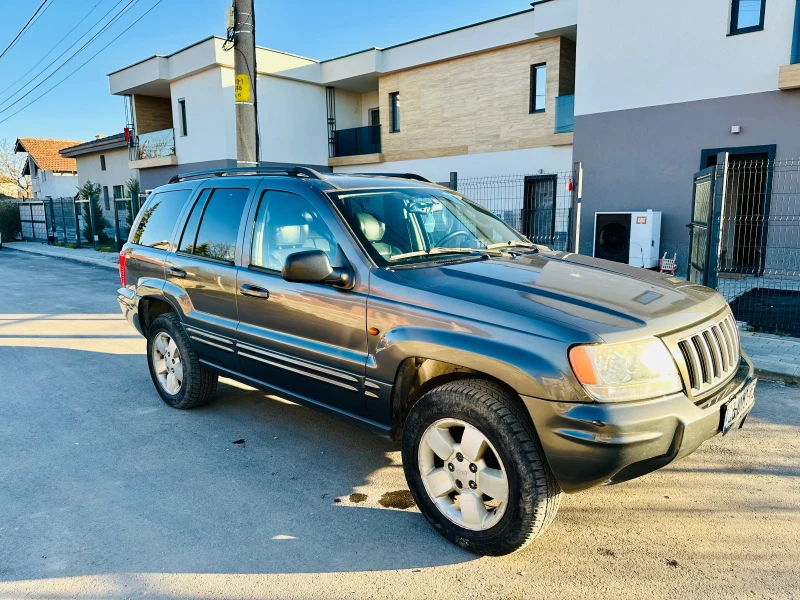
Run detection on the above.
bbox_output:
[236,187,369,417]
[166,184,253,369]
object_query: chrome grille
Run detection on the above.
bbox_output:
[677,312,740,396]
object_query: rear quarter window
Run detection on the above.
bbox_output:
[130,189,192,249]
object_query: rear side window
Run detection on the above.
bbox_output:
[181,188,249,262]
[130,189,192,249]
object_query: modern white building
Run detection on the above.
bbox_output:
[572,0,800,271]
[60,134,139,212]
[14,138,80,199]
[107,0,577,191]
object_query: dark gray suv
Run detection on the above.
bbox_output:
[118,167,757,555]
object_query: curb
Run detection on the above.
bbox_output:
[2,245,118,271]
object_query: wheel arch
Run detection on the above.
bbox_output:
[138,295,179,337]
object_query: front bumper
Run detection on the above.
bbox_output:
[117,287,143,336]
[523,354,755,493]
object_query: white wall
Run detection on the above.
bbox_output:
[171,67,234,163]
[334,89,362,130]
[360,91,379,126]
[256,75,329,166]
[334,145,574,181]
[30,155,78,199]
[76,147,136,200]
[575,0,797,116]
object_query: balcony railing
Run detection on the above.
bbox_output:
[129,128,176,161]
[334,125,381,157]
[554,95,575,134]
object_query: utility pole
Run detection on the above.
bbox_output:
[233,0,258,167]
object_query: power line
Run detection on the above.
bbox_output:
[0,0,137,115]
[0,0,53,62]
[0,0,106,101]
[0,0,166,125]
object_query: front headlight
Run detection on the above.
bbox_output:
[568,338,683,402]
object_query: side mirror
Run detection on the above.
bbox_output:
[282,250,353,289]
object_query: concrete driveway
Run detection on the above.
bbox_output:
[0,251,798,600]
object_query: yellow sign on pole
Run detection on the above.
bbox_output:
[235,74,251,102]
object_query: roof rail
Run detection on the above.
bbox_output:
[350,172,433,183]
[168,166,324,184]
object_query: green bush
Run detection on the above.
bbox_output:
[0,199,21,242]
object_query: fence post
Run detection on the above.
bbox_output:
[29,203,35,242]
[707,152,729,290]
[449,172,458,191]
[74,201,82,249]
[568,162,583,254]
[60,199,67,243]
[87,196,97,249]
[113,198,122,252]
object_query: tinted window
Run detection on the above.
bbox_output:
[131,189,192,249]
[178,189,211,253]
[192,188,249,262]
[251,190,339,271]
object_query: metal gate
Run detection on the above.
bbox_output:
[522,174,559,247]
[18,201,48,241]
[687,166,717,285]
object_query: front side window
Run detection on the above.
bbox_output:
[250,190,340,272]
[180,188,249,262]
[390,92,400,132]
[329,187,530,266]
[530,63,547,113]
[730,0,765,34]
[131,189,192,249]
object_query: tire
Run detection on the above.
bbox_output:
[402,379,562,556]
[146,313,218,409]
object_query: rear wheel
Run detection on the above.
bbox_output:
[402,379,562,555]
[146,313,217,409]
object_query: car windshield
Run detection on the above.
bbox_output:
[328,186,532,266]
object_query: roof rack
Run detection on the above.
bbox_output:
[349,172,433,183]
[168,166,324,184]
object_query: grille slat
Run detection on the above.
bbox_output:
[676,312,741,396]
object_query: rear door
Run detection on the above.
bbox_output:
[235,182,370,418]
[165,181,255,369]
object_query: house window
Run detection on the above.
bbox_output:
[100,155,106,171]
[178,97,188,136]
[389,92,400,133]
[730,0,766,35]
[113,185,125,200]
[530,64,547,113]
[102,186,110,211]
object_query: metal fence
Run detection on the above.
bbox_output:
[18,195,145,250]
[709,158,800,337]
[454,172,576,251]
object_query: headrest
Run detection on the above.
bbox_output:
[274,224,308,246]
[357,213,385,242]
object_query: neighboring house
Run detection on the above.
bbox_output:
[60,134,139,212]
[572,0,800,271]
[106,0,577,190]
[0,175,20,198]
[14,138,80,199]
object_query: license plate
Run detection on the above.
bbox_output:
[721,379,757,435]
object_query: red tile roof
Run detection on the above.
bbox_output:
[15,138,81,173]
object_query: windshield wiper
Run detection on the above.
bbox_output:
[486,240,538,250]
[389,247,497,261]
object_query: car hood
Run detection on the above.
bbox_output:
[389,251,727,341]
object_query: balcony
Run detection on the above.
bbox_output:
[334,125,381,158]
[128,128,177,168]
[554,95,574,134]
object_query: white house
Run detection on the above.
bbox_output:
[14,138,80,199]
[107,0,577,191]
[60,133,139,212]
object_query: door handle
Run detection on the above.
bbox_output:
[166,266,186,278]
[240,284,270,299]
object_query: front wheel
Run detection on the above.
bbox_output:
[402,379,562,555]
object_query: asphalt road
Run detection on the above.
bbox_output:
[0,250,798,600]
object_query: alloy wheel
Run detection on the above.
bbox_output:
[152,332,183,395]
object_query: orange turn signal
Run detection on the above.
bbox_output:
[568,346,598,385]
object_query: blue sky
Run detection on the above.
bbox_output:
[0,0,526,144]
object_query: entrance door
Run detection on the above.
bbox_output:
[522,174,557,247]
[703,148,773,276]
[687,167,716,285]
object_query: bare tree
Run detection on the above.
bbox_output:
[0,138,31,198]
